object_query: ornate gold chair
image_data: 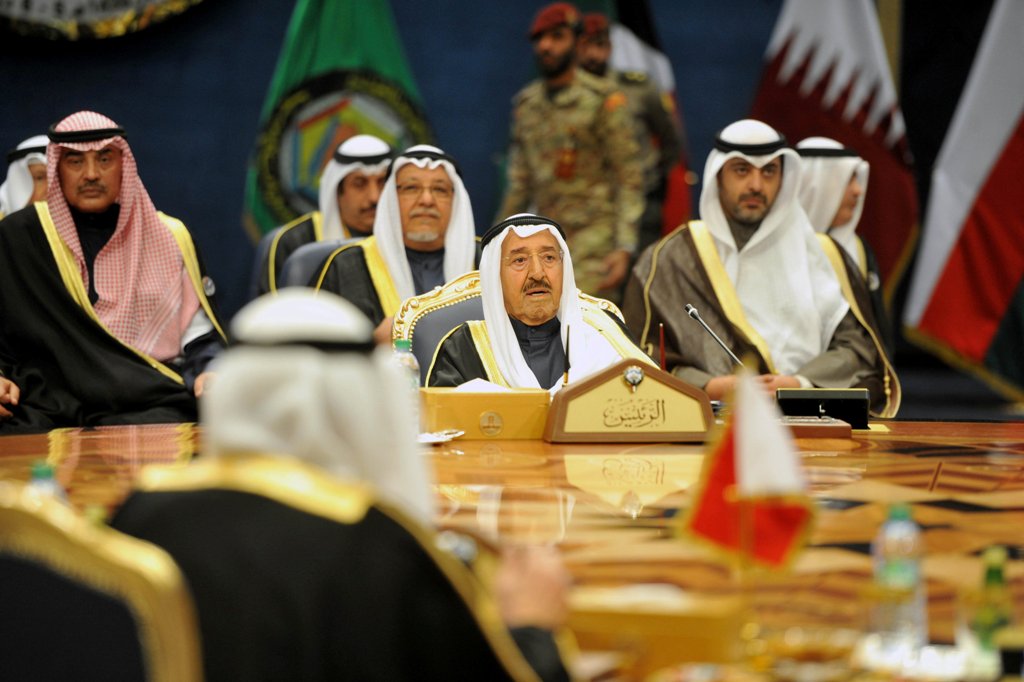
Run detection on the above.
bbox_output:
[0,481,203,682]
[393,270,484,384]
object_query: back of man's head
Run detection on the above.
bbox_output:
[204,289,434,523]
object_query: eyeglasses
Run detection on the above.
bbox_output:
[502,250,564,271]
[396,183,454,201]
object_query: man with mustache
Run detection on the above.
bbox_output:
[0,111,226,432]
[796,137,894,356]
[250,134,392,297]
[312,145,479,345]
[427,213,651,390]
[498,3,644,302]
[622,120,899,417]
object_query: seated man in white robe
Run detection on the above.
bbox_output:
[796,136,894,355]
[623,119,898,417]
[427,213,651,390]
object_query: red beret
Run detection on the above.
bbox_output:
[529,2,582,40]
[582,13,609,38]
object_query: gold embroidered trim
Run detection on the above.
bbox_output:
[689,221,775,373]
[36,204,184,385]
[161,212,227,342]
[0,482,203,681]
[816,234,901,418]
[467,321,510,387]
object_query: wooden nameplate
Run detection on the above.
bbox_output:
[544,360,713,443]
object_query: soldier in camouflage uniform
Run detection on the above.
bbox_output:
[578,12,684,254]
[499,2,644,301]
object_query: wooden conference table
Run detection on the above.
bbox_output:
[1,420,1022,667]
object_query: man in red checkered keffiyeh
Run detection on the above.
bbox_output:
[0,111,225,433]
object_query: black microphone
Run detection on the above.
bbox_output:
[685,304,745,368]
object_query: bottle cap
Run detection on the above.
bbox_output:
[394,338,412,352]
[30,460,54,479]
[888,502,912,521]
[983,545,1007,567]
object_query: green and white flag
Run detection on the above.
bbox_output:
[243,0,431,237]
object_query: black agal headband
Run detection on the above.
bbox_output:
[481,214,567,249]
[332,148,393,166]
[6,145,47,164]
[796,145,859,158]
[47,125,127,144]
[713,130,788,156]
[235,338,375,355]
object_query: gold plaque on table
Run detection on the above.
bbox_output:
[544,360,713,443]
[420,387,550,439]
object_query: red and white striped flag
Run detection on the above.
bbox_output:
[904,0,1024,399]
[684,371,813,568]
[750,0,918,301]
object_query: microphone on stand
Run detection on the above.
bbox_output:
[685,304,745,369]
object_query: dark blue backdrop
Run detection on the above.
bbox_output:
[0,0,799,318]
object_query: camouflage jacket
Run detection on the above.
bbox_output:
[500,69,644,254]
[613,70,683,194]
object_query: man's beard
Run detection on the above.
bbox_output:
[406,230,442,243]
[537,49,574,79]
[579,59,608,77]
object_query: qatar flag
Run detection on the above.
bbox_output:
[904,0,1024,400]
[684,371,813,568]
[750,0,918,302]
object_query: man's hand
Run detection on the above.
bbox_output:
[496,545,571,630]
[757,374,801,394]
[194,372,215,398]
[0,377,21,419]
[373,316,394,347]
[703,375,736,400]
[705,374,800,401]
[597,249,632,291]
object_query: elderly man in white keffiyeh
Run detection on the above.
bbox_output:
[312,144,480,345]
[0,111,226,433]
[427,213,651,390]
[623,119,899,417]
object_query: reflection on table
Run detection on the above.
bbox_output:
[2,421,1023,672]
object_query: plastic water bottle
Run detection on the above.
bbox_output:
[393,339,421,388]
[973,545,1013,651]
[392,338,422,429]
[870,503,927,662]
[28,460,68,503]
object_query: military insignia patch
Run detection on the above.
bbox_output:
[604,92,628,112]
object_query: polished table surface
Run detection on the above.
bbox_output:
[1,421,1022,648]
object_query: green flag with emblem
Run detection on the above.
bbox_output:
[242,0,432,238]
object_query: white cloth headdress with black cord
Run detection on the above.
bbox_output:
[479,213,627,391]
[796,136,869,271]
[699,119,848,375]
[0,134,48,215]
[372,144,476,301]
[318,134,392,239]
[204,289,435,524]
